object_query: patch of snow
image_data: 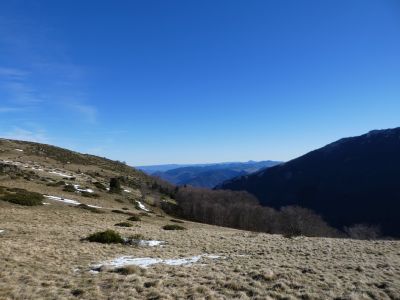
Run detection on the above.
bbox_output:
[73,184,94,193]
[138,240,164,247]
[0,230,4,234]
[106,187,110,191]
[15,149,23,152]
[31,167,44,171]
[44,195,80,205]
[136,201,149,212]
[43,202,50,205]
[43,195,101,208]
[91,254,220,271]
[87,204,102,209]
[163,256,202,266]
[123,189,131,193]
[49,171,73,178]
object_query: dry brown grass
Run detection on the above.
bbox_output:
[1,140,399,299]
[1,194,399,300]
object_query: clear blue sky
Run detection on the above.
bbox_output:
[1,0,399,165]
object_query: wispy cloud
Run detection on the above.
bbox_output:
[0,65,43,105]
[2,126,49,143]
[1,80,42,104]
[67,103,98,124]
[0,106,23,113]
[0,67,29,79]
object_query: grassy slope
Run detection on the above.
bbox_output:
[0,139,399,299]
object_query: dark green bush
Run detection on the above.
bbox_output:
[127,215,141,222]
[46,180,66,187]
[86,230,124,244]
[130,233,145,240]
[115,222,133,227]
[109,178,122,194]
[134,202,141,210]
[81,191,100,198]
[71,289,84,297]
[114,265,144,275]
[170,219,185,223]
[77,204,103,213]
[93,181,107,190]
[63,185,76,192]
[0,190,43,206]
[162,224,186,231]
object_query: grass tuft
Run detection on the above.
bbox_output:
[127,214,141,222]
[63,185,76,192]
[114,265,144,275]
[170,219,185,223]
[115,222,133,227]
[162,224,186,231]
[85,230,124,244]
[76,204,103,213]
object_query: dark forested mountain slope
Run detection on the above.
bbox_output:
[152,161,282,188]
[218,128,400,236]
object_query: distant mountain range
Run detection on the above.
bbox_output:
[138,161,282,188]
[218,127,400,237]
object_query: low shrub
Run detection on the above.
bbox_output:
[109,178,122,194]
[111,209,126,214]
[162,224,186,231]
[63,185,76,192]
[71,289,84,297]
[123,233,146,246]
[130,233,145,240]
[170,219,184,223]
[81,191,100,198]
[134,202,141,210]
[344,224,382,240]
[85,230,124,244]
[47,180,65,187]
[115,222,133,227]
[127,215,141,222]
[0,190,43,206]
[93,182,107,190]
[114,265,144,275]
[76,204,103,213]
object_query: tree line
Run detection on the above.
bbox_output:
[147,178,340,237]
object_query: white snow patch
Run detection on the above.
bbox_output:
[136,201,149,212]
[44,195,101,208]
[138,240,164,247]
[44,195,80,205]
[123,189,131,193]
[49,171,73,178]
[91,254,220,271]
[43,202,50,205]
[73,185,94,193]
[15,149,23,152]
[87,204,102,209]
[0,230,4,234]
